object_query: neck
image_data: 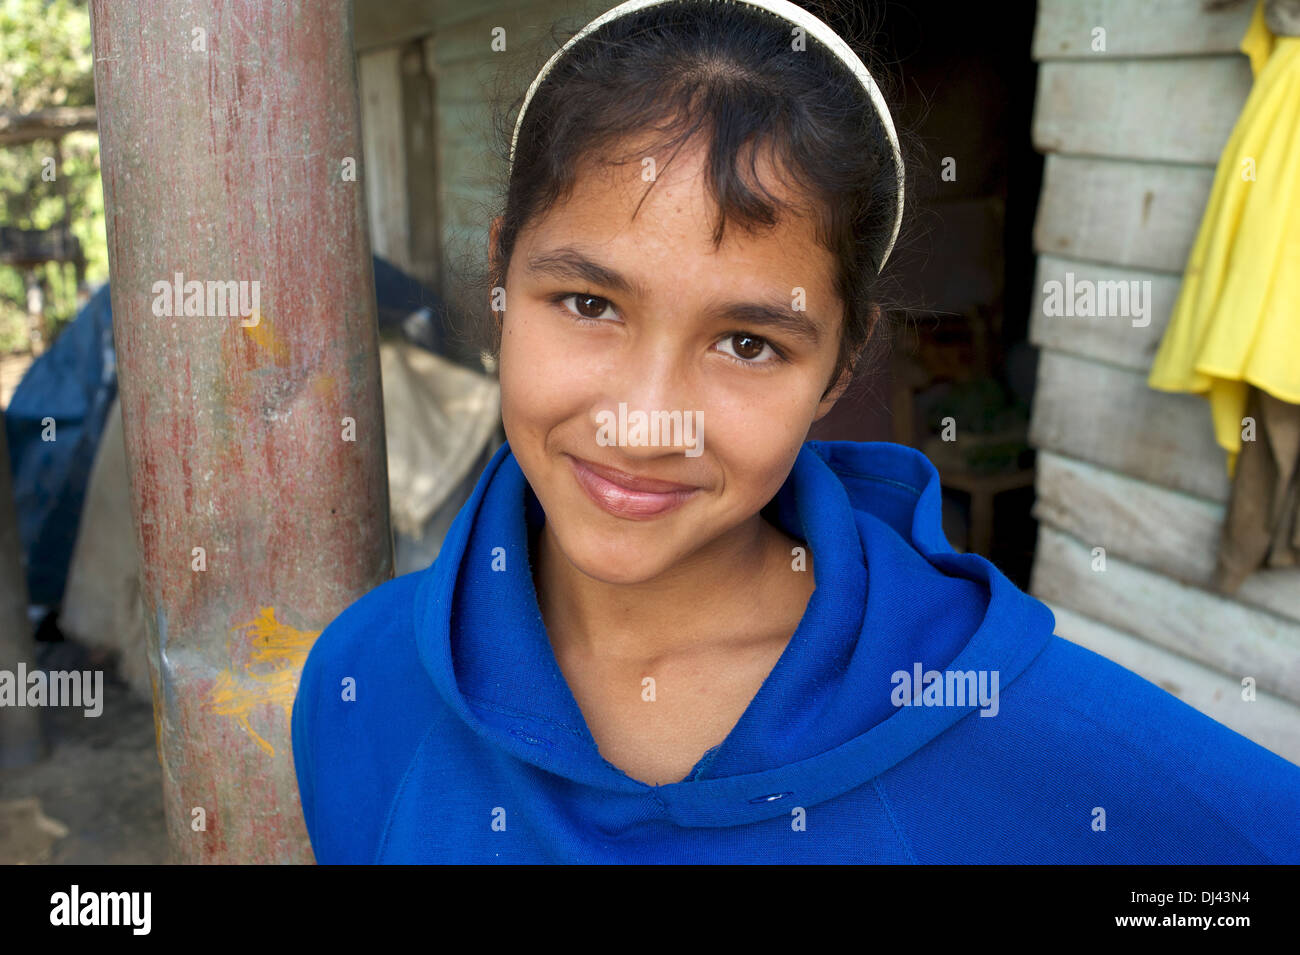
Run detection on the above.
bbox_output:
[534,513,812,665]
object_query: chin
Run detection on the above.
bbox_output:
[547,518,686,586]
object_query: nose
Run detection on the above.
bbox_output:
[590,333,700,459]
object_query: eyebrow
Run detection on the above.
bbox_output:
[524,246,825,346]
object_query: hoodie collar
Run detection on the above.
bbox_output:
[414,441,1056,827]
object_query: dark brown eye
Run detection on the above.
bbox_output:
[731,333,766,360]
[574,294,609,319]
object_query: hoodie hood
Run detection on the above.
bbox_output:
[412,439,1056,828]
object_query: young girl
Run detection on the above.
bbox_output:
[292,0,1300,863]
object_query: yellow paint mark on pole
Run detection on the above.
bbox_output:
[207,607,319,756]
[241,309,291,365]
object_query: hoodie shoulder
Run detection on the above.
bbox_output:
[291,569,444,863]
[1022,636,1300,793]
[1032,636,1300,858]
[881,633,1300,862]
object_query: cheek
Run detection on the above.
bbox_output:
[499,303,610,447]
[702,379,820,499]
[676,370,827,467]
[499,307,564,422]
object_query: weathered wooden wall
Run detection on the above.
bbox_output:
[1028,0,1300,763]
[353,0,584,319]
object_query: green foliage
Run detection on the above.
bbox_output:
[0,0,105,352]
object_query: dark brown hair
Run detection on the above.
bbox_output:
[463,0,918,393]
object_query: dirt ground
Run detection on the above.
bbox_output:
[0,635,168,864]
[1,350,167,864]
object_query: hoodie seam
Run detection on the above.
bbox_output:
[648,787,670,815]
[872,777,919,864]
[463,693,589,741]
[834,470,923,497]
[374,724,441,864]
[807,443,931,497]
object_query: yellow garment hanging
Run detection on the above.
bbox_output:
[1147,0,1300,478]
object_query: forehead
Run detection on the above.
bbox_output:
[514,135,839,307]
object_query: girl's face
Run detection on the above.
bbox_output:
[495,136,849,585]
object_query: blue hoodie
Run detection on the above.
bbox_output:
[291,440,1300,863]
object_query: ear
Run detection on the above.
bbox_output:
[488,215,504,283]
[813,360,855,422]
[813,304,879,421]
[488,215,505,333]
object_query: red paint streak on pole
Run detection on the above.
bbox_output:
[89,1,391,863]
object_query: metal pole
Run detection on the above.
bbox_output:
[89,0,392,863]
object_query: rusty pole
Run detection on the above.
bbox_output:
[89,1,392,863]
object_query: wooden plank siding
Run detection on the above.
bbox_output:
[353,0,585,312]
[1034,58,1251,164]
[427,0,579,319]
[1032,525,1300,706]
[1029,348,1231,502]
[1029,254,1178,370]
[1034,451,1300,625]
[1028,0,1298,757]
[1032,0,1255,60]
[358,48,412,274]
[1034,156,1215,273]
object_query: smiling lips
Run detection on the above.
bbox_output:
[567,455,700,519]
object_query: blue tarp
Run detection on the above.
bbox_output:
[4,282,115,607]
[3,256,446,607]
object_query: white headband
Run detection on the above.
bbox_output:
[508,0,905,271]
